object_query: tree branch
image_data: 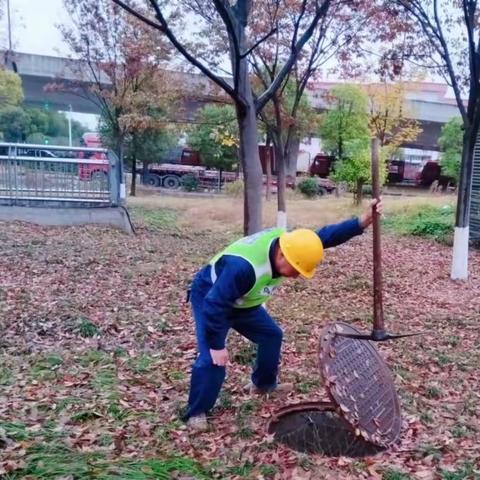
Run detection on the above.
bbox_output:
[462,0,478,93]
[432,0,467,121]
[397,0,467,121]
[242,27,278,58]
[114,0,236,99]
[255,0,332,113]
[210,0,242,93]
[110,0,164,31]
[212,0,241,58]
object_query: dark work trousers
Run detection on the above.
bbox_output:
[185,286,284,419]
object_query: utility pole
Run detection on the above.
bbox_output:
[68,104,73,147]
[7,0,12,51]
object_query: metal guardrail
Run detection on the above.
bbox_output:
[0,143,120,206]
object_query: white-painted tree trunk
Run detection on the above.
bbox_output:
[277,210,287,229]
[451,227,469,280]
[120,183,126,200]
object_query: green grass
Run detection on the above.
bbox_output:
[450,424,472,438]
[420,411,434,424]
[30,353,64,380]
[0,422,29,441]
[425,384,442,399]
[260,464,278,477]
[446,335,460,347]
[0,365,13,385]
[382,468,412,480]
[75,350,113,367]
[436,353,452,367]
[91,367,117,391]
[418,444,443,461]
[296,377,320,394]
[234,400,257,440]
[227,462,254,476]
[3,420,206,479]
[440,461,479,480]
[383,204,454,244]
[77,317,100,338]
[217,390,234,410]
[2,443,209,480]
[127,354,154,374]
[167,370,185,381]
[131,207,178,232]
[232,341,256,366]
[56,396,84,411]
[107,400,131,421]
[77,350,112,367]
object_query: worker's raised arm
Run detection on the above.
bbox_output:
[358,198,383,229]
[316,199,383,248]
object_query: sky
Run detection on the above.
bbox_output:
[1,0,71,56]
[0,0,98,128]
[1,0,457,122]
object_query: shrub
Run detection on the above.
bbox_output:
[297,178,318,198]
[181,174,199,192]
[383,204,454,244]
[225,179,244,197]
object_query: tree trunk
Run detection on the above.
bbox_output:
[451,123,477,279]
[218,168,223,192]
[286,136,301,178]
[275,141,287,229]
[142,160,149,183]
[115,135,126,204]
[130,154,137,196]
[233,23,263,234]
[355,178,364,206]
[236,102,263,234]
[266,135,272,201]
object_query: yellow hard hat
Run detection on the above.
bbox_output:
[279,229,324,279]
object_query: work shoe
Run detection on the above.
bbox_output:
[186,413,208,432]
[244,382,294,395]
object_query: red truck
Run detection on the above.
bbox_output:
[387,159,456,190]
[78,132,109,181]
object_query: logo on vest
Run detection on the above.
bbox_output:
[261,285,277,296]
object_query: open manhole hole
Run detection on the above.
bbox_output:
[268,402,385,457]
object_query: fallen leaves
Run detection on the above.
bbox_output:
[0,217,479,478]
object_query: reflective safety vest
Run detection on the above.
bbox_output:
[209,228,286,308]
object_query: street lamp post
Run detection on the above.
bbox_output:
[68,104,73,147]
[7,0,12,51]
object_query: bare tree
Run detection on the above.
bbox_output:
[111,0,332,234]
[55,0,175,198]
[391,0,480,279]
[251,0,372,227]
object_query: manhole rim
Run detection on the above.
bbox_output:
[267,400,336,431]
[266,400,386,457]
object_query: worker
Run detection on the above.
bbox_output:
[185,199,383,431]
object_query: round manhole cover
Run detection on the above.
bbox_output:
[319,323,402,447]
[268,402,384,457]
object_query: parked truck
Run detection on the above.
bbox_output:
[387,159,456,190]
[294,151,337,195]
[78,132,109,181]
[143,145,292,190]
[141,148,209,188]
